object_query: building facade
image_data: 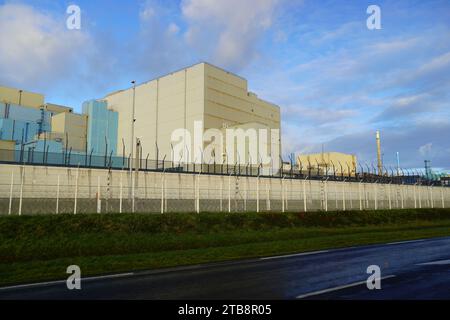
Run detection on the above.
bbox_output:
[297,152,357,176]
[104,62,281,167]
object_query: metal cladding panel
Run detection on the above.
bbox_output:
[83,100,118,155]
[1,103,51,130]
[0,118,41,143]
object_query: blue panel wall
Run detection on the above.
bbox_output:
[0,103,51,144]
[83,100,118,155]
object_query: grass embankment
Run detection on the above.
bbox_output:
[1,209,450,287]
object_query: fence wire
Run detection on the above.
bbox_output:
[1,164,449,215]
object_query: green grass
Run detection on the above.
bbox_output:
[1,209,450,287]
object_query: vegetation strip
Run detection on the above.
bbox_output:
[1,209,450,286]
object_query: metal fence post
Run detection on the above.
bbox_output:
[119,170,123,213]
[418,185,422,208]
[165,173,168,213]
[131,168,135,213]
[228,174,231,213]
[220,178,223,212]
[256,174,260,213]
[374,182,378,210]
[8,171,13,215]
[244,177,247,212]
[342,180,346,211]
[161,172,165,214]
[97,176,101,214]
[441,187,445,209]
[413,184,417,208]
[334,182,338,210]
[430,186,434,209]
[74,166,79,214]
[196,173,200,213]
[18,166,24,216]
[281,177,285,213]
[400,183,404,209]
[164,176,167,212]
[388,182,392,210]
[56,175,60,214]
[359,181,362,211]
[302,178,307,212]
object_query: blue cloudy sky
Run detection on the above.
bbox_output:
[0,0,449,171]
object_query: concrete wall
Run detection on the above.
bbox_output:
[1,164,449,215]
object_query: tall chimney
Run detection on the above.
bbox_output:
[376,131,382,175]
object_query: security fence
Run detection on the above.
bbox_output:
[0,163,449,215]
[0,148,444,186]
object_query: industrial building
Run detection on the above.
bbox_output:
[297,152,357,176]
[0,85,118,160]
[1,63,280,169]
[104,62,281,166]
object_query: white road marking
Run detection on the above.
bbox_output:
[417,259,450,266]
[295,275,396,299]
[386,239,426,245]
[260,250,330,260]
[0,272,134,291]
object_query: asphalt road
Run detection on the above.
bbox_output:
[1,236,450,300]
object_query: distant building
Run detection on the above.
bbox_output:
[297,152,357,176]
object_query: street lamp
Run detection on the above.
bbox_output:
[130,80,136,212]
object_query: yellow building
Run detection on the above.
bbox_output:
[297,152,357,176]
[0,85,45,109]
[50,112,87,152]
[104,62,281,165]
[42,103,73,115]
[0,139,15,161]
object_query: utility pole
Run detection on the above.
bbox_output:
[396,152,400,176]
[425,160,431,180]
[130,80,136,212]
[376,131,382,175]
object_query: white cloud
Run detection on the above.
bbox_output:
[135,1,191,77]
[167,23,180,35]
[419,143,433,157]
[181,0,281,70]
[0,3,89,90]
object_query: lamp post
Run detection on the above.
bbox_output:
[130,80,136,212]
